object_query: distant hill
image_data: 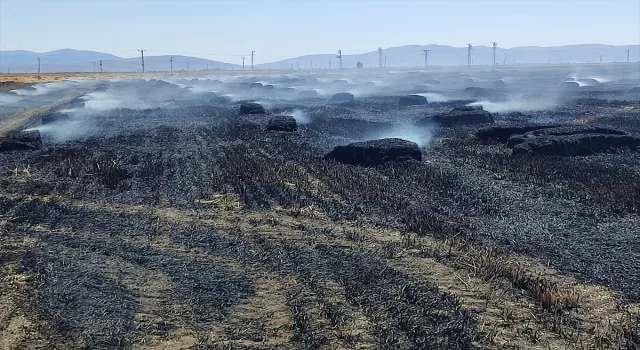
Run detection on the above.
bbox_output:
[0,50,241,73]
[0,49,122,65]
[1,45,638,73]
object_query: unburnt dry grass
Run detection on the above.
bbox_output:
[1,92,640,349]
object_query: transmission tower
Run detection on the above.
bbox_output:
[467,44,473,67]
[138,50,146,72]
[337,50,343,69]
[250,51,255,70]
[242,56,245,70]
[99,60,103,73]
[422,49,431,68]
[628,49,631,63]
[37,58,41,74]
[492,42,497,66]
[378,47,383,68]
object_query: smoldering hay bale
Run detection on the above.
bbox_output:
[398,95,428,106]
[299,90,319,99]
[239,103,266,115]
[512,133,640,157]
[0,130,43,153]
[476,124,565,142]
[330,92,355,103]
[325,138,422,167]
[266,116,297,132]
[430,106,495,126]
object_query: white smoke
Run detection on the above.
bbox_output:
[0,93,23,105]
[469,96,557,113]
[13,81,80,96]
[25,118,92,143]
[364,126,433,148]
[283,109,310,125]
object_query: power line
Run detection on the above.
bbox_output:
[138,49,146,72]
[422,49,431,68]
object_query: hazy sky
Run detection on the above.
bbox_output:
[1,0,639,63]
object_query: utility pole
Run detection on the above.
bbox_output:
[138,49,146,72]
[206,63,209,71]
[384,55,387,68]
[296,62,299,69]
[170,57,173,72]
[187,62,190,71]
[250,51,255,70]
[242,56,245,70]
[100,60,103,73]
[337,50,343,69]
[504,53,507,65]
[422,49,431,68]
[492,42,497,66]
[628,49,631,63]
[467,44,473,67]
[378,47,383,68]
[600,55,603,64]
[37,58,41,74]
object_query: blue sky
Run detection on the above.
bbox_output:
[1,0,638,63]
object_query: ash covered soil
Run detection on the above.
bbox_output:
[1,66,640,349]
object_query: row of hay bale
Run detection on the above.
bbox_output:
[477,124,640,156]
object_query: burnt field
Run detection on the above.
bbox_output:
[1,66,640,349]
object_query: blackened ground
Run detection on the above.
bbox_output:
[2,86,640,348]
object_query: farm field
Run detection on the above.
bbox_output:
[1,65,640,349]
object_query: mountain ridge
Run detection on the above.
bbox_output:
[1,45,638,73]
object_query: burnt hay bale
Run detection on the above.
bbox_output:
[432,106,494,126]
[506,126,627,148]
[238,102,266,115]
[325,138,422,167]
[492,79,506,88]
[299,90,319,99]
[398,95,428,106]
[330,92,355,103]
[0,130,42,153]
[476,124,563,142]
[209,95,232,104]
[266,115,297,132]
[42,112,71,125]
[512,133,640,156]
[559,81,581,91]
